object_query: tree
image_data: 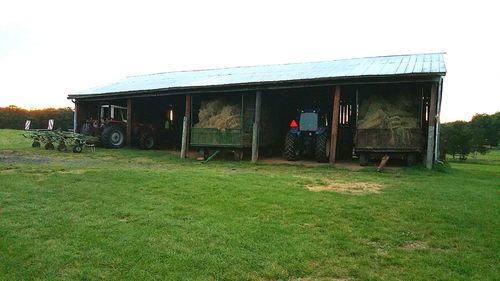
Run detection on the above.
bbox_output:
[0,106,74,130]
[441,121,472,160]
[441,111,499,161]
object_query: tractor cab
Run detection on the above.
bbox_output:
[100,104,128,123]
[285,109,330,162]
[289,109,328,135]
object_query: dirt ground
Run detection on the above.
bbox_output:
[184,150,401,171]
[0,150,51,164]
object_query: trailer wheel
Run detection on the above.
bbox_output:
[284,132,299,161]
[72,145,83,153]
[57,143,67,151]
[45,142,54,150]
[315,133,330,162]
[359,153,369,166]
[32,141,41,148]
[406,153,417,166]
[139,134,155,150]
[101,125,125,148]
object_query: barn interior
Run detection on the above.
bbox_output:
[132,95,185,149]
[75,81,433,164]
[257,82,432,163]
[262,87,334,160]
[75,94,185,149]
[354,82,432,165]
[188,86,358,162]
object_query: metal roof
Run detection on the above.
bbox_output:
[71,53,446,98]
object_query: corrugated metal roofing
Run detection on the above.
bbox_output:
[71,53,446,97]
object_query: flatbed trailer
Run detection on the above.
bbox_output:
[355,128,424,166]
[190,93,275,160]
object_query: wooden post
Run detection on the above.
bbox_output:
[180,117,188,158]
[180,94,191,158]
[329,86,341,164]
[426,83,438,169]
[75,100,85,133]
[73,100,78,133]
[435,78,443,161]
[377,155,390,172]
[251,91,262,163]
[126,98,132,147]
[185,94,191,117]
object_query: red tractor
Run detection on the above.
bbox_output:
[81,103,156,149]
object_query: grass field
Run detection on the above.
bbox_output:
[1,129,499,280]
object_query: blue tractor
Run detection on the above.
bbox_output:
[284,109,330,162]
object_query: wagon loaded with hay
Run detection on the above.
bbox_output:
[355,91,424,166]
[190,94,275,160]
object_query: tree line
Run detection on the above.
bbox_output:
[0,106,74,130]
[440,112,499,160]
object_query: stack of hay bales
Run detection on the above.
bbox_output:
[195,99,241,129]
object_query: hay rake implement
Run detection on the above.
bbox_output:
[23,130,98,153]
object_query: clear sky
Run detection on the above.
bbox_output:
[0,0,498,122]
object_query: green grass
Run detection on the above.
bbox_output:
[1,129,499,280]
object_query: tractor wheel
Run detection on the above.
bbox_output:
[139,134,155,150]
[57,143,67,151]
[315,133,330,162]
[101,125,125,148]
[45,142,54,150]
[359,153,369,166]
[284,132,299,161]
[32,141,41,148]
[72,145,83,153]
[81,122,92,136]
[406,153,417,166]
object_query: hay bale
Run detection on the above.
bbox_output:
[358,92,420,146]
[358,108,387,129]
[195,99,241,129]
[358,94,419,130]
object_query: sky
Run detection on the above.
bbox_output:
[0,0,498,122]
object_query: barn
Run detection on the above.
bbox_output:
[68,53,446,168]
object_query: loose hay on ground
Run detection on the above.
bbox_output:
[306,179,383,194]
[403,241,429,250]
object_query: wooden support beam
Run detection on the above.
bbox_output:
[126,98,132,147]
[75,100,86,133]
[185,94,191,117]
[426,83,438,169]
[329,86,341,164]
[251,91,262,163]
[180,94,191,158]
[73,100,78,133]
[435,78,444,161]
